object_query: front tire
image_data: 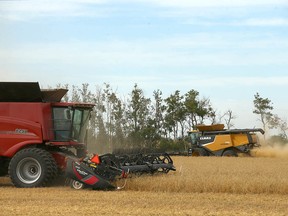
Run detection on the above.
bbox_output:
[222,149,238,157]
[8,148,57,187]
[70,180,85,190]
[191,148,208,156]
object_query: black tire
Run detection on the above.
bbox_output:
[0,158,9,176]
[191,148,208,156]
[222,149,238,157]
[8,148,58,188]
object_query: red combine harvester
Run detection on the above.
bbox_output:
[0,82,94,187]
[0,82,175,189]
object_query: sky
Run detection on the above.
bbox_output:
[0,0,288,131]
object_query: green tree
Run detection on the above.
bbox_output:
[71,85,81,102]
[253,92,273,133]
[196,97,214,124]
[184,90,214,129]
[126,84,151,148]
[184,90,199,129]
[138,89,166,150]
[103,83,126,150]
[79,83,92,103]
[164,90,186,139]
[152,89,166,136]
[268,115,288,140]
[92,86,108,153]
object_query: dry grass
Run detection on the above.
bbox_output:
[1,155,288,215]
[1,186,287,216]
[124,156,288,194]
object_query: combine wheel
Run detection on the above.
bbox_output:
[70,180,85,190]
[0,159,9,176]
[222,149,238,157]
[8,148,57,188]
[191,148,208,156]
[157,155,172,174]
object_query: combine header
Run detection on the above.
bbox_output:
[66,152,175,190]
[117,152,175,174]
[188,124,264,157]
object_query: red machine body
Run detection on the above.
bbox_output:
[0,102,92,157]
[0,82,94,187]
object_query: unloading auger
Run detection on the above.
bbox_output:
[65,152,176,190]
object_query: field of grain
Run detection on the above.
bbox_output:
[1,149,288,216]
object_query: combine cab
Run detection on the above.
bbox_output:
[188,124,264,157]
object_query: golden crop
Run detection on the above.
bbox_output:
[1,150,288,216]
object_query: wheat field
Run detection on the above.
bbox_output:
[1,148,288,216]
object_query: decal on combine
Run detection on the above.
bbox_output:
[200,137,212,140]
[72,161,99,185]
[15,129,28,134]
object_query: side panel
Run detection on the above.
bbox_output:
[250,134,258,143]
[202,135,233,151]
[231,134,249,147]
[41,103,54,141]
[0,102,53,141]
[0,116,43,157]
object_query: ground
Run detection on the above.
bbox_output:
[1,152,288,216]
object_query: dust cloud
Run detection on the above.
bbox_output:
[251,140,288,158]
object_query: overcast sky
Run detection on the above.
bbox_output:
[1,0,287,130]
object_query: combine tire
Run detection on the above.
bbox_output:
[0,159,9,176]
[222,149,238,157]
[191,148,208,156]
[70,180,85,190]
[8,148,57,188]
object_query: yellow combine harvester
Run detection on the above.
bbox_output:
[188,124,264,156]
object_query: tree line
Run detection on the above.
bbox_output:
[253,92,287,145]
[55,83,287,153]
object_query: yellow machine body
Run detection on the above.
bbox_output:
[188,124,264,156]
